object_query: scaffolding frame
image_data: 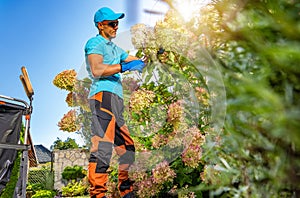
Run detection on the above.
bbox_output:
[0,66,34,198]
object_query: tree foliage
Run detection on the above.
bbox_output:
[50,137,79,150]
[195,0,300,197]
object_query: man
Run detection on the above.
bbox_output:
[85,7,145,198]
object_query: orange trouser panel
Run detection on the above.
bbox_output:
[89,162,108,198]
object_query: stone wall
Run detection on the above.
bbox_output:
[53,149,89,190]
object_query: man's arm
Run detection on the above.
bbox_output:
[124,55,139,62]
[88,54,121,77]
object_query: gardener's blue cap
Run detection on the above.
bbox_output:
[94,7,125,26]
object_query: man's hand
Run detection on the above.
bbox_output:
[121,60,145,73]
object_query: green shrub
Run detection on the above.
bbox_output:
[26,183,44,191]
[31,189,56,198]
[61,180,88,197]
[62,165,86,181]
[26,183,44,196]
[196,0,300,196]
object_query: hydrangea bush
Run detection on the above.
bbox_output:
[53,70,92,146]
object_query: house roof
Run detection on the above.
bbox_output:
[34,144,52,163]
[28,131,38,167]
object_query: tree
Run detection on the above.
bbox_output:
[50,137,79,150]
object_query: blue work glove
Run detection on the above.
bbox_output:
[120,60,145,73]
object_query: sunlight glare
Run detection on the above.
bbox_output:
[175,0,211,21]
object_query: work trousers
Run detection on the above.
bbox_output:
[88,91,135,198]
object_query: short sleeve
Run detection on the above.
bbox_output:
[85,38,105,55]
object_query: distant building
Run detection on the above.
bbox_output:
[34,144,52,165]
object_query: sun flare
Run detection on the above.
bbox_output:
[174,0,211,21]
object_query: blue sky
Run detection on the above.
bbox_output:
[0,0,168,149]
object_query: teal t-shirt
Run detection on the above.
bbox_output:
[85,34,128,98]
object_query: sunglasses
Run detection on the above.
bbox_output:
[102,21,119,28]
